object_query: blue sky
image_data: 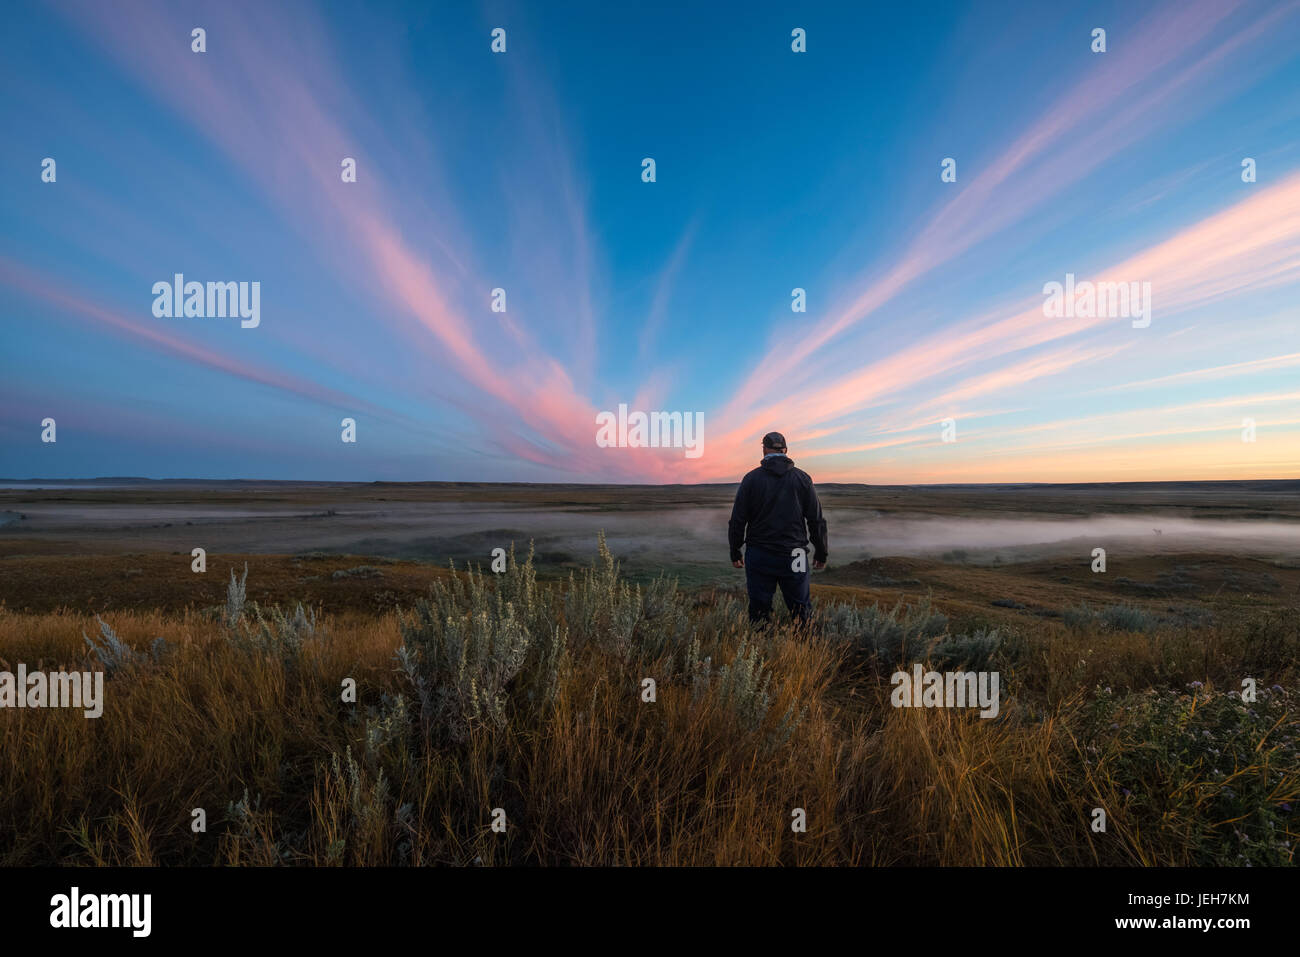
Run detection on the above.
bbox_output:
[2,0,1298,483]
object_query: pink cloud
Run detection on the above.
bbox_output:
[718,0,1286,432]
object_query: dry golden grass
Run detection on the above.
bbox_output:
[0,559,1295,867]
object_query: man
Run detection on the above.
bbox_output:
[728,431,829,625]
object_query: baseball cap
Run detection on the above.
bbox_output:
[762,431,787,450]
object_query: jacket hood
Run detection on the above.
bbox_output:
[760,454,794,475]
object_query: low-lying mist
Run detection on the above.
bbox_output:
[10,498,1296,580]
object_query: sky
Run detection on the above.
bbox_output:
[1,0,1298,484]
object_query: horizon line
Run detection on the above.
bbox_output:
[3,477,1299,490]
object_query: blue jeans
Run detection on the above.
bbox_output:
[744,544,812,625]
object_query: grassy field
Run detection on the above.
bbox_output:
[1,535,1295,866]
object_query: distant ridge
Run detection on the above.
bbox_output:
[3,477,1300,492]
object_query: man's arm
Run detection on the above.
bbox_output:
[803,475,828,565]
[727,476,750,564]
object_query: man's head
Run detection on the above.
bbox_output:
[761,431,788,455]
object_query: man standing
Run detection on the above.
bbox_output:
[728,431,829,625]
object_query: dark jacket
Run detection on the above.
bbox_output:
[728,454,828,564]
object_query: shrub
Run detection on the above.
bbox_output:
[313,746,391,865]
[689,638,763,725]
[332,566,383,580]
[1064,602,1158,633]
[932,627,1002,670]
[234,601,321,664]
[563,532,690,662]
[225,564,248,627]
[82,616,167,675]
[363,693,411,767]
[1099,604,1158,633]
[1082,684,1298,865]
[1239,612,1300,674]
[397,546,545,742]
[684,635,807,751]
[820,596,949,667]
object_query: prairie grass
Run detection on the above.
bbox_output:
[0,536,1295,866]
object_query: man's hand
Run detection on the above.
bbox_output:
[733,559,744,568]
[813,559,826,571]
